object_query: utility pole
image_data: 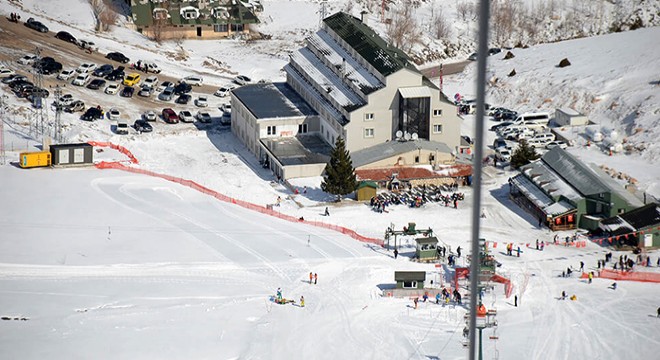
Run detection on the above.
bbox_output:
[52,85,64,142]
[0,94,6,165]
[32,46,49,140]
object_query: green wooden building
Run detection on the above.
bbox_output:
[394,271,426,289]
[415,236,439,260]
[510,147,643,231]
[600,203,660,248]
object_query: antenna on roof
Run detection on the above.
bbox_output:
[411,133,418,140]
[404,132,411,141]
[395,130,403,140]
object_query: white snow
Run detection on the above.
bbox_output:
[1,1,660,359]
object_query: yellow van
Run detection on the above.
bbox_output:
[123,73,141,86]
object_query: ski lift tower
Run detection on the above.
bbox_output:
[52,85,64,142]
[319,0,327,23]
[31,46,49,139]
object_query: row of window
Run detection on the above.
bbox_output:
[265,124,308,136]
[362,125,443,138]
[363,109,442,121]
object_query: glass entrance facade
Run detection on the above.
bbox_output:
[398,95,430,139]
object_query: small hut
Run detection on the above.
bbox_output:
[415,236,439,260]
[394,271,426,289]
[356,181,377,201]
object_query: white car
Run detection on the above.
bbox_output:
[57,69,76,81]
[178,110,194,123]
[17,54,37,65]
[0,68,15,77]
[108,108,121,120]
[104,83,120,95]
[76,63,97,73]
[196,111,212,123]
[495,148,512,162]
[183,75,203,86]
[56,94,74,107]
[214,84,235,97]
[195,96,208,107]
[72,73,90,86]
[220,103,231,115]
[546,140,568,150]
[143,110,157,122]
[143,75,159,89]
[233,75,251,85]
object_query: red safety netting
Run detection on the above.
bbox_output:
[581,269,660,283]
[491,274,513,298]
[93,157,384,247]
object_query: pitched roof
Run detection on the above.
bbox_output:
[394,271,426,281]
[619,203,660,230]
[357,181,378,190]
[323,12,417,77]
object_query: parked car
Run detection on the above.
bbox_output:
[57,69,76,81]
[106,52,130,64]
[133,61,161,74]
[174,82,192,95]
[3,74,27,84]
[93,64,114,77]
[120,86,135,98]
[64,100,85,113]
[23,87,49,99]
[214,84,236,97]
[55,94,74,107]
[143,75,159,89]
[220,103,231,115]
[175,94,191,104]
[25,18,49,33]
[104,83,120,95]
[81,107,104,121]
[123,73,141,86]
[546,140,568,150]
[234,75,252,85]
[0,68,15,77]
[72,73,90,86]
[143,110,157,122]
[178,110,194,123]
[77,63,97,73]
[37,61,62,75]
[55,31,77,44]
[116,118,129,135]
[138,85,154,97]
[495,148,512,162]
[105,66,125,81]
[158,86,175,101]
[488,48,502,55]
[467,52,478,61]
[182,75,203,86]
[195,95,208,107]
[134,119,153,133]
[196,111,212,123]
[162,108,179,124]
[87,79,106,90]
[17,54,38,65]
[9,80,33,91]
[108,108,121,120]
[78,40,98,52]
[158,81,173,91]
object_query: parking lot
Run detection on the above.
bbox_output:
[0,16,239,136]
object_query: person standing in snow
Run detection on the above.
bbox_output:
[324,207,329,216]
[561,291,567,300]
[657,307,660,317]
[394,248,399,259]
[314,273,317,284]
[580,261,585,272]
[514,295,518,307]
[588,272,593,284]
[435,293,441,304]
[516,246,521,257]
[300,296,305,307]
[413,297,418,309]
[277,288,282,301]
[309,272,313,284]
[457,246,462,258]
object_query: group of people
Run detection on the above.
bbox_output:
[308,272,318,285]
[535,239,545,251]
[413,288,462,309]
[9,12,21,22]
[505,243,521,257]
[275,287,305,307]
[370,196,389,213]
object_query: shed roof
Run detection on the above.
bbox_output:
[322,12,417,77]
[415,237,438,245]
[51,143,93,150]
[357,181,378,190]
[394,271,426,282]
[232,83,317,119]
[351,140,452,168]
[619,203,660,230]
[261,135,331,166]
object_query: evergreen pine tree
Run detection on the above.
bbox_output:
[321,137,357,200]
[510,139,541,169]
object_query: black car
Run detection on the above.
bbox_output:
[105,66,125,81]
[175,94,191,104]
[25,18,49,33]
[106,52,130,64]
[87,79,106,90]
[120,86,135,98]
[55,31,77,44]
[174,82,192,95]
[38,61,62,75]
[134,119,153,133]
[33,57,56,69]
[81,107,104,121]
[488,48,502,56]
[2,74,28,84]
[93,64,114,77]
[11,81,34,92]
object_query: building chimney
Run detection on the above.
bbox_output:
[360,10,368,25]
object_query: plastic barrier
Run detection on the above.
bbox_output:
[88,141,139,164]
[93,158,384,247]
[490,274,513,298]
[581,269,660,283]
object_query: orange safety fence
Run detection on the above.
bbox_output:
[490,274,513,298]
[88,141,139,164]
[93,160,384,247]
[581,269,660,283]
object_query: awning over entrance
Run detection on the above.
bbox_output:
[398,87,431,98]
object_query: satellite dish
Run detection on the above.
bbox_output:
[411,133,418,140]
[404,132,412,141]
[396,130,403,139]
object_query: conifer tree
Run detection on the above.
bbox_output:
[321,137,357,200]
[510,138,541,169]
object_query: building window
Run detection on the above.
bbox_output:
[433,109,442,117]
[364,128,374,138]
[230,24,244,32]
[599,193,604,198]
[214,24,228,32]
[267,125,277,136]
[402,281,418,289]
[429,154,435,162]
[433,124,443,134]
[414,155,420,163]
[364,113,374,121]
[298,123,308,133]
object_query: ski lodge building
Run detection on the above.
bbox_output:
[230,12,462,180]
[509,147,643,231]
